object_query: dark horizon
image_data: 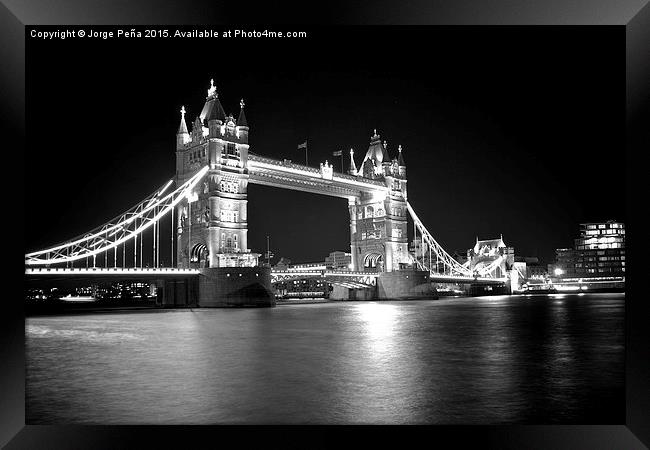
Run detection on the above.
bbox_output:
[24,26,625,266]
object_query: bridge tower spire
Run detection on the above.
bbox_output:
[381,140,391,176]
[397,144,406,178]
[237,99,249,142]
[176,106,190,149]
[348,148,357,175]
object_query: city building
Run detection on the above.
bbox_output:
[274,257,292,270]
[550,220,625,279]
[288,262,327,270]
[515,256,547,280]
[324,251,352,270]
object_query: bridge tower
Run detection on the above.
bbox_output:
[175,80,260,269]
[349,130,410,272]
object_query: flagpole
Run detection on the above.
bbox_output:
[298,140,309,166]
[332,150,344,173]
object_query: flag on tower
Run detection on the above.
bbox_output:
[298,140,309,165]
[332,150,343,157]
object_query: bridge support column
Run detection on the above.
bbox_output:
[197,267,275,307]
[330,284,377,300]
[160,277,199,307]
[376,269,437,300]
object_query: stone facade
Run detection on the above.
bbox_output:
[175,81,260,270]
[172,81,428,304]
[349,131,410,273]
[376,269,437,299]
[198,267,275,307]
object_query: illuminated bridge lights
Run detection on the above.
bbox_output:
[22,81,515,283]
[24,166,210,266]
[25,268,201,276]
[25,150,510,284]
[271,270,379,287]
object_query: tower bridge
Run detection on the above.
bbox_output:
[25,79,512,306]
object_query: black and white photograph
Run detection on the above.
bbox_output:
[3,4,649,447]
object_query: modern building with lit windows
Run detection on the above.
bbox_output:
[550,220,625,279]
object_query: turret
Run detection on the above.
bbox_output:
[203,79,226,138]
[348,148,358,175]
[224,113,237,138]
[191,116,204,142]
[360,129,386,179]
[397,144,406,178]
[176,106,190,149]
[381,140,392,176]
[237,99,249,143]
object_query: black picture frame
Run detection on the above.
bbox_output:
[3,1,649,448]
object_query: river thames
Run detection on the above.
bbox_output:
[25,293,624,424]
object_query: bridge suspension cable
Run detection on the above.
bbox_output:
[407,202,507,279]
[406,202,472,277]
[25,166,209,266]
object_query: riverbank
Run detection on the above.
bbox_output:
[25,290,625,316]
[275,298,336,306]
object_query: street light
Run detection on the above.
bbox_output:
[554,268,564,276]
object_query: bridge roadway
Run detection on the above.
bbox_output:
[25,267,506,286]
[25,267,200,278]
[271,269,506,286]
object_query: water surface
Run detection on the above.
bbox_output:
[26,293,625,424]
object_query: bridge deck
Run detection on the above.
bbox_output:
[25,268,200,277]
[247,154,387,199]
[25,268,506,285]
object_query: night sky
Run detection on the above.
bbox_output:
[25,26,624,266]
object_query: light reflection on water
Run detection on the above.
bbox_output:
[26,293,625,424]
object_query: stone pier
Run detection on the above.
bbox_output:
[197,267,275,307]
[376,269,437,299]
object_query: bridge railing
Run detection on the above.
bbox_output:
[270,269,378,286]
